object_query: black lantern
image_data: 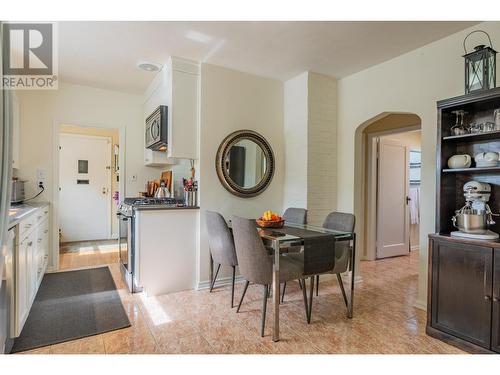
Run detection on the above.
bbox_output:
[463,30,497,94]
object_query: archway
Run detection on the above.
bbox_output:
[353,112,422,273]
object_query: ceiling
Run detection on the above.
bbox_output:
[58,21,478,94]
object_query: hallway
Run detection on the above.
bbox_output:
[59,240,119,270]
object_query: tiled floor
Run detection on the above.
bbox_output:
[59,240,119,270]
[20,250,466,354]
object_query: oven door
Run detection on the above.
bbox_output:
[118,213,133,291]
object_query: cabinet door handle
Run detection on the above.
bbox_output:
[37,238,42,243]
[493,297,499,302]
[44,230,48,234]
[25,224,32,228]
[27,241,33,247]
[484,295,492,301]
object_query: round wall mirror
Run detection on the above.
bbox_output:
[215,130,275,198]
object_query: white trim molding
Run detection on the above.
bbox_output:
[414,298,427,311]
[197,275,245,291]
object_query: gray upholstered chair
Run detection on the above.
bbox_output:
[231,215,309,336]
[284,211,355,323]
[283,207,307,225]
[280,207,308,301]
[206,211,239,308]
[315,211,356,304]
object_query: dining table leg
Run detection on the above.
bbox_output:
[272,239,280,342]
[348,233,356,319]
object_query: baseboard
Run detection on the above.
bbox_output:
[197,274,245,291]
[414,298,427,311]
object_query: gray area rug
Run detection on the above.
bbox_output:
[11,267,130,353]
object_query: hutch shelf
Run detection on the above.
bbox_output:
[428,87,500,354]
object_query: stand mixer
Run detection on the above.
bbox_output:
[451,181,499,240]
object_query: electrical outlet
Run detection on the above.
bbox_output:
[131,174,137,182]
[36,169,46,189]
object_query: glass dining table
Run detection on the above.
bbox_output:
[212,221,356,342]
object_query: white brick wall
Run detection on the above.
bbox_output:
[307,73,337,226]
[283,72,337,226]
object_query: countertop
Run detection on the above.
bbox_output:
[429,233,500,249]
[8,202,49,228]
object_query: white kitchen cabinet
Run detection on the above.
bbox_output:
[12,93,20,169]
[143,56,200,162]
[17,232,30,332]
[13,205,50,337]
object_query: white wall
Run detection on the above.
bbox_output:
[17,82,163,268]
[199,63,284,284]
[337,21,500,309]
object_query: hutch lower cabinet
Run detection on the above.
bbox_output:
[427,235,499,353]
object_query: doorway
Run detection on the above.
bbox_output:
[57,124,121,270]
[371,130,421,259]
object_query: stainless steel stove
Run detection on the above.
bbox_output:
[116,197,185,292]
[118,197,182,217]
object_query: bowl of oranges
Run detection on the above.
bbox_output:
[256,210,285,228]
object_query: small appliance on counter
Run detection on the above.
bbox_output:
[154,180,171,198]
[10,178,25,204]
[451,180,499,240]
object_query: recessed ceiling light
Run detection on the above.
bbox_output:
[137,61,161,72]
[186,30,212,44]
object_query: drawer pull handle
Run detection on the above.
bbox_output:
[44,211,48,214]
[44,230,48,234]
[37,238,42,243]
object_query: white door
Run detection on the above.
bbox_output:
[59,134,111,242]
[376,138,410,259]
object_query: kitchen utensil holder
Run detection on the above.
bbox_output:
[184,190,198,207]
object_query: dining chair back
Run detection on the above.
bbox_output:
[205,211,238,307]
[231,215,273,285]
[283,207,307,225]
[322,211,355,274]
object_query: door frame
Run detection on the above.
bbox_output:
[365,126,420,261]
[59,133,113,242]
[51,121,126,272]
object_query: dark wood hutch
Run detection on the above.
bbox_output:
[428,87,500,354]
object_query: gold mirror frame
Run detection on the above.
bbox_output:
[215,130,275,198]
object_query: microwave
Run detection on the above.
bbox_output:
[145,105,168,151]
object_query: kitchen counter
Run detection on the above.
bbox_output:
[133,205,199,211]
[429,233,500,249]
[8,202,49,228]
